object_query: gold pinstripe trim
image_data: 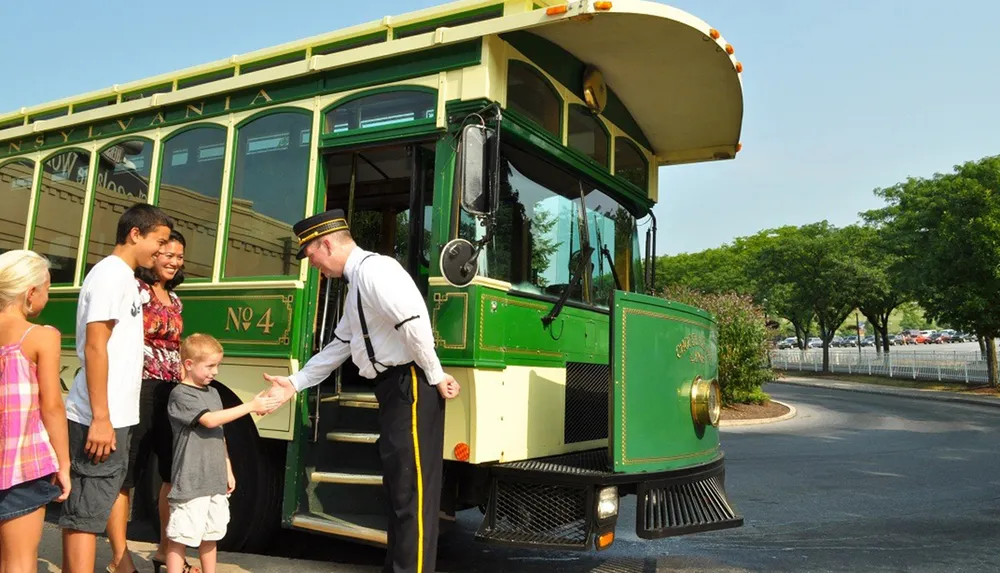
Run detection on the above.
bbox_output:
[410,366,425,573]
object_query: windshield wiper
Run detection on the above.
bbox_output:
[541,245,594,327]
[542,183,594,327]
[601,245,623,291]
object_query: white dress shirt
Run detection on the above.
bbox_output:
[289,247,445,391]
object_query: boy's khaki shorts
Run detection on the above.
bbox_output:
[166,494,229,547]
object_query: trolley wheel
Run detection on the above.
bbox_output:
[212,381,285,553]
[136,381,285,553]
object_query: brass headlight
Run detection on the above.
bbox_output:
[690,377,721,427]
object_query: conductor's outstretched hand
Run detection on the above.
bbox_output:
[437,374,461,400]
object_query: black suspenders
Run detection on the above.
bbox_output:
[355,254,389,374]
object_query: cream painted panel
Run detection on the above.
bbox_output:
[217,357,295,440]
[444,366,606,464]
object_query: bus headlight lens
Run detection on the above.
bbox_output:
[597,486,618,520]
[691,377,721,427]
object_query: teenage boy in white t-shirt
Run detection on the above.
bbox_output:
[60,203,173,573]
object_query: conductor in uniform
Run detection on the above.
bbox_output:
[263,209,460,573]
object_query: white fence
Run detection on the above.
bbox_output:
[770,349,989,385]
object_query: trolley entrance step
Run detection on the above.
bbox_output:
[326,431,379,444]
[310,470,383,486]
[291,511,387,546]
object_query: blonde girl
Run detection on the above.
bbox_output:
[0,250,71,573]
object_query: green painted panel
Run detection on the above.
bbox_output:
[240,50,307,75]
[177,67,236,90]
[393,4,504,39]
[34,293,77,349]
[178,289,297,357]
[35,287,302,358]
[28,107,69,124]
[312,31,387,56]
[610,291,721,473]
[321,39,482,93]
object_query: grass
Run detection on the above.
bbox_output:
[779,371,997,394]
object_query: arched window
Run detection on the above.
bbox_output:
[156,126,227,279]
[568,105,609,167]
[84,138,153,274]
[0,159,34,255]
[615,138,648,191]
[325,89,435,135]
[225,111,312,278]
[34,150,89,284]
[506,61,561,138]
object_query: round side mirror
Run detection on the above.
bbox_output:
[439,238,479,287]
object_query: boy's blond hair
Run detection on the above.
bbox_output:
[180,333,224,363]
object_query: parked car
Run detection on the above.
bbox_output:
[861,336,876,347]
[778,337,797,349]
[831,336,846,347]
[914,330,935,344]
[843,335,859,347]
[807,337,823,349]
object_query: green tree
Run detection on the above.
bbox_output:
[897,302,930,331]
[864,155,1000,386]
[846,225,907,354]
[751,222,862,371]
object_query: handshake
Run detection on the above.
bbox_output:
[252,371,461,414]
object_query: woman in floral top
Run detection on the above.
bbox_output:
[107,230,199,573]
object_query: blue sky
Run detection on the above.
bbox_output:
[2,0,998,255]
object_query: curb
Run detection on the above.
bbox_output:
[720,400,796,427]
[773,377,1000,409]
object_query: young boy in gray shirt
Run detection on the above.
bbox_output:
[163,334,279,573]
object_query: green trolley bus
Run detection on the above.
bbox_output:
[0,0,744,553]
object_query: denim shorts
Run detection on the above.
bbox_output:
[0,475,60,521]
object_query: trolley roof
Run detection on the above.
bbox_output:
[0,0,743,166]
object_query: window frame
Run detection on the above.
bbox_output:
[614,136,649,194]
[0,157,38,252]
[505,59,563,141]
[78,136,156,284]
[319,86,439,149]
[566,103,611,171]
[30,147,93,286]
[154,123,230,284]
[219,107,314,282]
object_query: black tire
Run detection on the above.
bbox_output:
[212,381,285,554]
[137,381,285,554]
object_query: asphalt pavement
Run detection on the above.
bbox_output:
[34,379,1000,572]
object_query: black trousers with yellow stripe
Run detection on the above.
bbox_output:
[373,364,445,573]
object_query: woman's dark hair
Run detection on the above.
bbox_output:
[136,230,187,291]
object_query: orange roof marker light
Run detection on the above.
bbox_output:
[736,143,743,153]
[709,28,720,39]
[735,62,743,73]
[725,44,735,55]
[594,1,613,10]
[546,5,569,16]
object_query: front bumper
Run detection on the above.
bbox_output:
[475,449,742,550]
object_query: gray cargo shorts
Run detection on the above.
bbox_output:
[58,420,133,534]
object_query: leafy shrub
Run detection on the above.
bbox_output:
[661,286,775,406]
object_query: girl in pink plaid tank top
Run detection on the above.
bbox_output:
[0,250,70,572]
[0,325,59,488]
